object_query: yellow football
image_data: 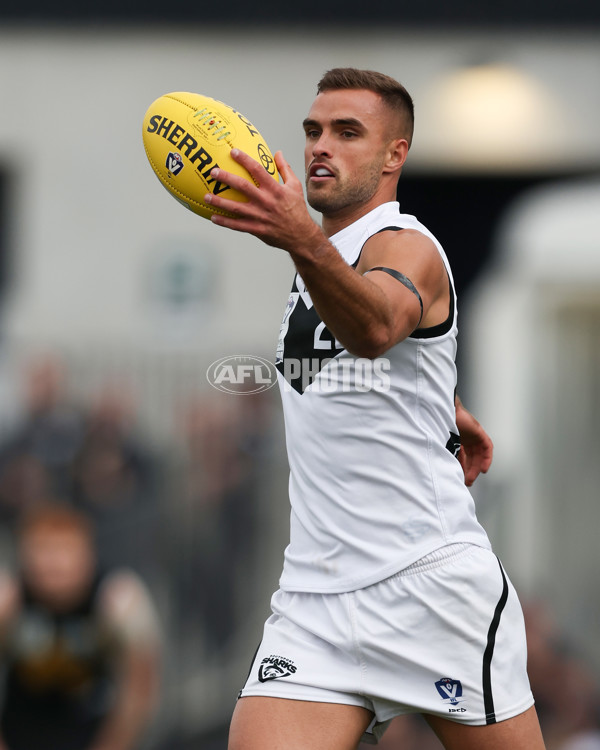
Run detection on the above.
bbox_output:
[142,92,279,220]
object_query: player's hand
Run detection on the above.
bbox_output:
[205,150,322,253]
[455,395,493,487]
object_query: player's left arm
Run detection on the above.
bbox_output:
[455,394,493,486]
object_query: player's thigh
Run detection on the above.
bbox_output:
[228,696,374,750]
[424,705,546,750]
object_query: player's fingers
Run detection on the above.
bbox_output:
[274,151,298,186]
[208,166,259,200]
[204,192,253,219]
[481,442,493,472]
[458,447,476,487]
[472,446,492,477]
[229,148,277,187]
[210,212,251,231]
[465,468,477,487]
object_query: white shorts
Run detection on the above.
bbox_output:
[239,543,534,744]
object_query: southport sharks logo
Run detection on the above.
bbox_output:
[258,654,297,683]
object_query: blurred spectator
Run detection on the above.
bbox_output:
[525,601,600,750]
[0,503,161,750]
[560,733,600,750]
[0,455,52,530]
[168,393,270,657]
[0,355,85,525]
[71,383,161,585]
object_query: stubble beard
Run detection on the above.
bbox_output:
[306,161,383,216]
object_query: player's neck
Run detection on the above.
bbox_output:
[321,195,390,237]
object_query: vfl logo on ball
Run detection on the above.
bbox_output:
[166,152,184,176]
[258,655,297,683]
[207,355,278,395]
[435,677,465,706]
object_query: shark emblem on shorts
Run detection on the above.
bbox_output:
[258,654,297,682]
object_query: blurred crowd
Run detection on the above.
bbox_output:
[0,353,275,750]
[0,353,597,749]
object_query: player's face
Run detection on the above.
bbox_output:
[303,89,398,217]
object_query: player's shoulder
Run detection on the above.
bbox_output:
[381,226,436,244]
[359,226,443,272]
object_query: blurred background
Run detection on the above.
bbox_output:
[0,1,599,748]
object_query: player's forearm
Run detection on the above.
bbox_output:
[290,239,407,358]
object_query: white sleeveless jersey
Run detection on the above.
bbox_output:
[275,202,491,593]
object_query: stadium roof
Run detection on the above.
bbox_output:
[2,0,599,27]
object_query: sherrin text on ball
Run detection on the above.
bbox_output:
[142,92,279,220]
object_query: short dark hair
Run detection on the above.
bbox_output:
[317,68,415,147]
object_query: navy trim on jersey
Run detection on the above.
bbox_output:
[358,225,404,266]
[482,559,509,724]
[275,274,345,394]
[365,266,423,325]
[410,274,454,339]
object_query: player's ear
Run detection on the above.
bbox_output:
[383,139,409,175]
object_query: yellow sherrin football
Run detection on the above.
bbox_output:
[143,92,279,220]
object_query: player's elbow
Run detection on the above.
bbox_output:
[348,326,395,359]
[350,316,414,358]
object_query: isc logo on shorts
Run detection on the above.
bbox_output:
[258,654,297,682]
[435,677,466,711]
